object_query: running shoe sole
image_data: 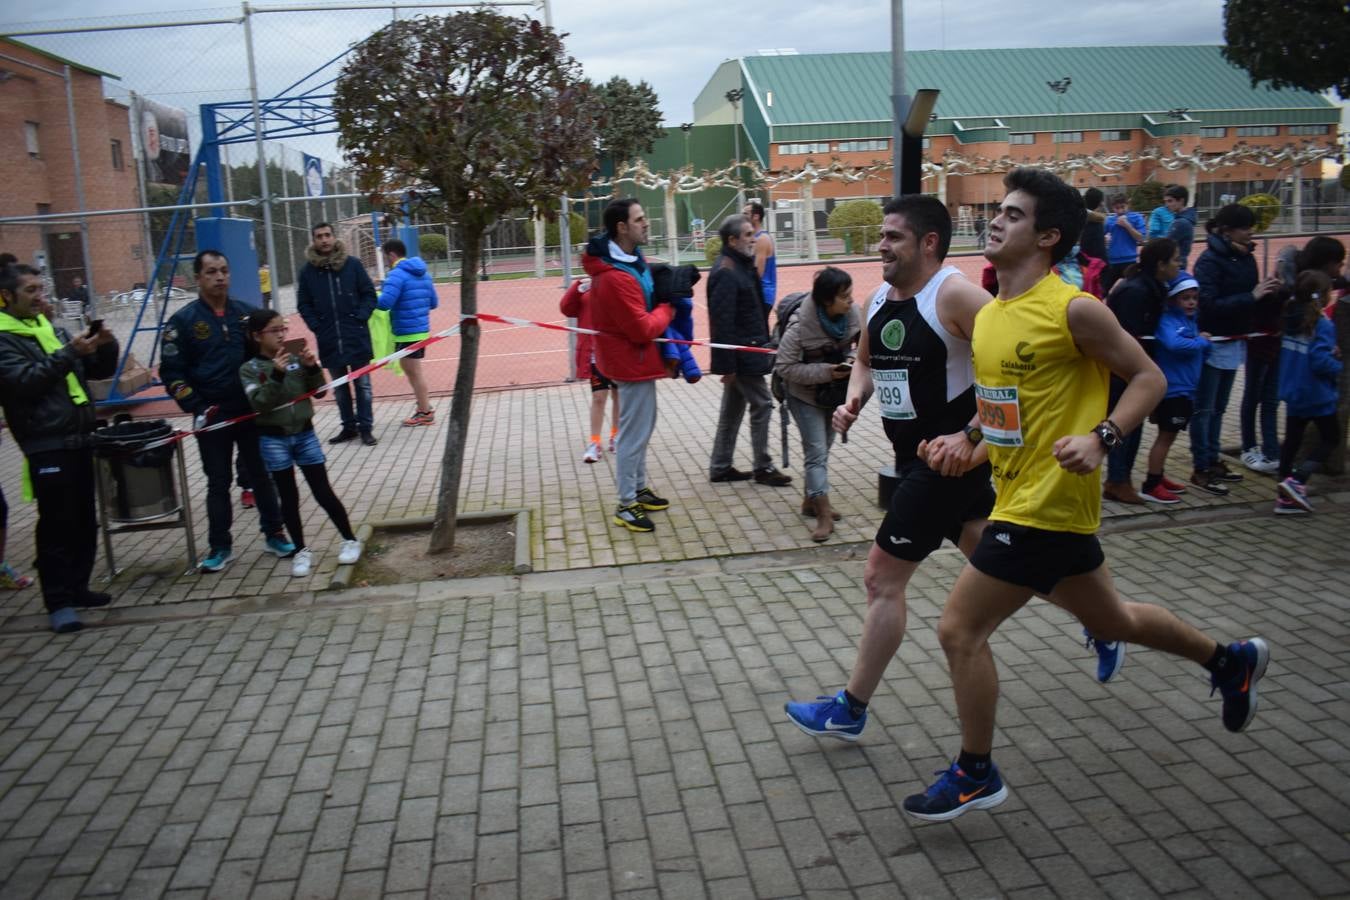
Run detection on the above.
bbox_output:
[784,711,863,742]
[905,784,1009,822]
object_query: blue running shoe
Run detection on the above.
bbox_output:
[903,762,1009,822]
[1210,637,1269,732]
[784,690,865,742]
[199,547,234,573]
[1083,628,1126,683]
[265,534,297,558]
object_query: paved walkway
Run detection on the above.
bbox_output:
[0,501,1347,898]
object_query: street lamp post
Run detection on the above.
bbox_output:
[725,88,745,207]
[1046,76,1071,162]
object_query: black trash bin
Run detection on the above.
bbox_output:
[93,420,180,522]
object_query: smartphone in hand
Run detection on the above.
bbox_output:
[282,338,307,357]
[833,363,852,373]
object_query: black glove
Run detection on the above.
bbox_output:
[649,263,674,304]
[671,264,701,298]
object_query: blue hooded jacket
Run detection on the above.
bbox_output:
[1279,317,1341,417]
[1153,306,1210,399]
[377,256,438,339]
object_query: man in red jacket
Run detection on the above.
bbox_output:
[585,199,676,532]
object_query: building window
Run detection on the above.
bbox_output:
[1200,127,1226,138]
[1009,133,1035,145]
[1288,124,1330,136]
[1236,125,1278,137]
[110,139,124,170]
[24,122,40,158]
[1099,130,1130,141]
[1053,132,1083,144]
[922,138,930,150]
[836,139,889,153]
[780,142,830,155]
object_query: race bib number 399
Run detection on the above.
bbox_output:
[873,369,916,420]
[975,383,1023,446]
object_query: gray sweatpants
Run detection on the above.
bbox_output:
[614,379,658,507]
[709,373,774,476]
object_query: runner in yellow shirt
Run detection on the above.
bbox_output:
[904,168,1271,823]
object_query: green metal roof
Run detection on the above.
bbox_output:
[1,38,120,80]
[740,46,1337,128]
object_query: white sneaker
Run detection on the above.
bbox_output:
[582,441,601,464]
[291,548,313,577]
[337,539,363,565]
[1241,448,1279,474]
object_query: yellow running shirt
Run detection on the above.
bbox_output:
[971,272,1109,534]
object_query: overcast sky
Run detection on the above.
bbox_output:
[5,0,1236,163]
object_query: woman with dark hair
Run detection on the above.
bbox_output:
[773,266,861,541]
[1189,204,1283,494]
[1101,238,1180,503]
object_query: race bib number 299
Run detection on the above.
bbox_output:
[975,383,1023,446]
[873,369,916,420]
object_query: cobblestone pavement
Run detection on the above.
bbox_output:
[1,501,1347,898]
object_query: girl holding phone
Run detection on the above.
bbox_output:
[240,309,361,577]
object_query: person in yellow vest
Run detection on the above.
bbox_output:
[903,168,1271,823]
[0,263,119,633]
[258,263,272,306]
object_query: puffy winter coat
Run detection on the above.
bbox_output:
[296,242,377,369]
[377,256,438,339]
[0,314,117,455]
[1195,232,1261,338]
[707,248,773,376]
[1106,273,1168,350]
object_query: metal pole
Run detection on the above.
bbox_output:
[243,2,280,307]
[890,0,906,199]
[734,101,745,208]
[130,91,155,285]
[540,0,553,26]
[62,65,96,300]
[560,194,575,381]
[222,142,234,215]
[280,145,294,306]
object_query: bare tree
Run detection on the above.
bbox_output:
[334,10,602,551]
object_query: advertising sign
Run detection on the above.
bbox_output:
[136,97,191,187]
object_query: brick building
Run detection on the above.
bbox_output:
[689,45,1342,234]
[0,39,142,299]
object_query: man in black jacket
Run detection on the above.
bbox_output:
[159,250,294,573]
[706,214,791,486]
[296,223,378,445]
[0,263,117,632]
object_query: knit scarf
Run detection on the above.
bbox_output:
[816,304,849,341]
[0,312,88,501]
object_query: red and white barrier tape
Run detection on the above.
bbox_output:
[470,311,777,354]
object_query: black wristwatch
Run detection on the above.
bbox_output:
[1093,420,1121,449]
[963,424,984,445]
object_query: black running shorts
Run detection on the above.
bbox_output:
[589,362,616,393]
[874,458,996,562]
[395,340,426,360]
[1148,395,1193,434]
[969,521,1105,594]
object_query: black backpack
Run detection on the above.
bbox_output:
[769,291,809,402]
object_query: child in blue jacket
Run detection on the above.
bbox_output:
[1275,270,1342,514]
[1142,273,1211,503]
